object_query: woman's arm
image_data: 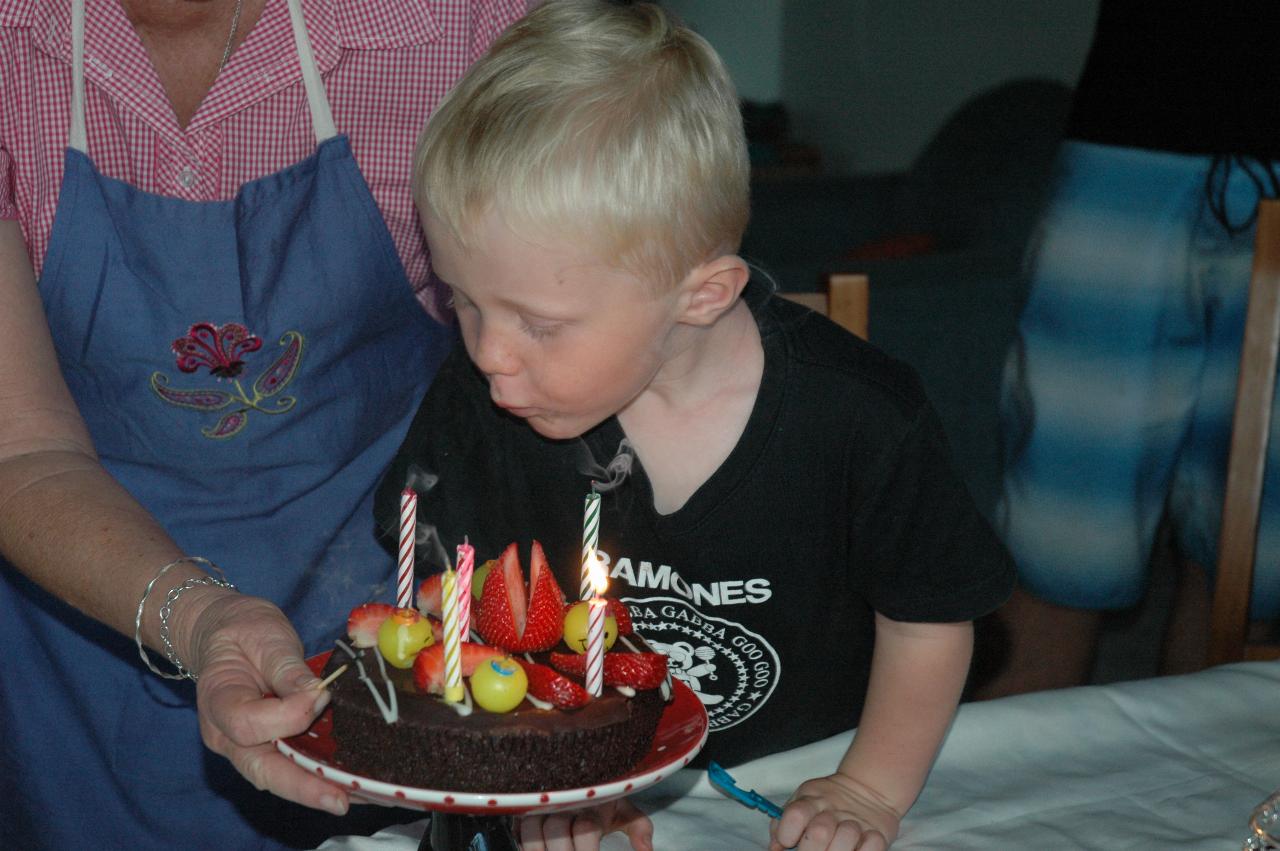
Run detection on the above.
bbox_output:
[0,219,197,640]
[770,615,972,850]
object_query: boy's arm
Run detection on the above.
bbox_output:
[770,615,972,850]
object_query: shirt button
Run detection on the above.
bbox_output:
[178,167,196,188]
[88,56,113,78]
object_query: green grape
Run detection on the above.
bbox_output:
[472,559,495,599]
[470,656,528,713]
[377,608,434,669]
[561,601,618,654]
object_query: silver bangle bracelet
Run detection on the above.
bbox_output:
[134,556,236,682]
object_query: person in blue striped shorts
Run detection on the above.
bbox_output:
[978,0,1280,696]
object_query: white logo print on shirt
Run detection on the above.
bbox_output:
[605,555,772,606]
[624,597,780,731]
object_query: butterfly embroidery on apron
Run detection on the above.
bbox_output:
[150,321,305,439]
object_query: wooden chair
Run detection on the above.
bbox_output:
[780,272,869,340]
[1208,198,1280,665]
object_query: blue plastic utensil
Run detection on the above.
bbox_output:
[707,761,785,819]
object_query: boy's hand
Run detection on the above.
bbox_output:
[518,798,653,851]
[768,773,901,851]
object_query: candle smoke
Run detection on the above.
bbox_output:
[403,464,453,571]
[577,438,635,493]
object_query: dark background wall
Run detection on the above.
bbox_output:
[663,0,1099,176]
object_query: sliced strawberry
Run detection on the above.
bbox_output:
[605,600,633,635]
[475,541,571,652]
[412,641,504,694]
[516,540,566,652]
[549,651,668,690]
[601,651,668,690]
[416,574,443,617]
[475,543,524,649]
[347,602,396,648]
[517,658,589,709]
[548,651,586,677]
[499,543,529,636]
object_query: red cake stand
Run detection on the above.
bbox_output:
[277,651,710,850]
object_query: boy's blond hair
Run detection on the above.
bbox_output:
[414,0,749,288]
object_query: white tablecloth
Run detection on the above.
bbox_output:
[317,661,1280,850]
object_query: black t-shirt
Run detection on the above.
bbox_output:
[374,281,1015,768]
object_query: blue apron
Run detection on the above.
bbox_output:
[0,1,448,848]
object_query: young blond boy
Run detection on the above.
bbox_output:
[377,2,1014,848]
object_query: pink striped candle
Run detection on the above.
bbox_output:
[397,488,417,609]
[456,541,474,639]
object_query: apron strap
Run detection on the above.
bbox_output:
[69,0,87,153]
[67,0,338,153]
[286,0,338,143]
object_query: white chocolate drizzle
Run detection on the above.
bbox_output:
[335,639,399,724]
[441,683,475,717]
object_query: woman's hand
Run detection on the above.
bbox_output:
[518,797,654,851]
[768,773,901,851]
[184,590,349,815]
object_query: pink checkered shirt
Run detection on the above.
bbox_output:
[0,0,527,314]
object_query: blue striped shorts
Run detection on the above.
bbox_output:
[999,140,1280,615]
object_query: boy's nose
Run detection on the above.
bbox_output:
[471,325,519,377]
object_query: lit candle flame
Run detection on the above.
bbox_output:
[585,549,608,698]
[588,549,608,597]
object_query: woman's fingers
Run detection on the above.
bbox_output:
[187,593,347,814]
[196,671,345,813]
[201,673,326,746]
[229,739,350,815]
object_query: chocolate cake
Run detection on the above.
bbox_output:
[322,644,666,793]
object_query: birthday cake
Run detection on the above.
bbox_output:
[322,541,670,793]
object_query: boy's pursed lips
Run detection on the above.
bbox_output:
[494,399,538,417]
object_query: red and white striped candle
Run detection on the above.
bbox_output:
[580,492,601,601]
[455,541,474,639]
[585,596,605,697]
[397,488,417,609]
[585,552,607,698]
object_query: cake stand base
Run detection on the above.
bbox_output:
[421,812,519,850]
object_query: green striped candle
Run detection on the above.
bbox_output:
[581,492,601,600]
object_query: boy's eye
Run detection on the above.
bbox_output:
[520,318,561,340]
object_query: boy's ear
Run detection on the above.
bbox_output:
[677,254,751,326]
